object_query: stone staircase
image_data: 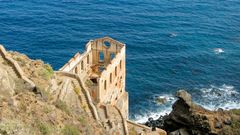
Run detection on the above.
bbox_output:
[98,104,126,135]
[98,105,112,131]
[49,73,96,119]
[72,79,93,118]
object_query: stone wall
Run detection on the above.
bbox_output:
[59,41,93,81]
[58,37,128,118]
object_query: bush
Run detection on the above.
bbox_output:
[36,122,52,135]
[40,64,54,80]
[230,109,240,115]
[129,127,138,135]
[78,116,85,124]
[74,87,81,95]
[85,79,93,87]
[54,100,70,115]
[62,124,80,135]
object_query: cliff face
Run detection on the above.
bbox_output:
[145,90,240,135]
[0,50,108,135]
[0,45,167,135]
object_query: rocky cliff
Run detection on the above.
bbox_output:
[0,49,108,135]
[145,90,240,135]
[0,46,167,135]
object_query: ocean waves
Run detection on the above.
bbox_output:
[132,84,240,123]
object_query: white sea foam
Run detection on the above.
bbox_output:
[133,108,172,123]
[133,94,175,123]
[214,48,224,54]
[132,84,240,123]
[155,94,176,104]
[197,84,240,110]
[169,32,177,37]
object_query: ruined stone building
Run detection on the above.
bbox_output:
[59,37,128,118]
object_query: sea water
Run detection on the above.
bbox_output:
[0,0,240,122]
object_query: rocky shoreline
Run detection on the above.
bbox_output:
[145,90,240,135]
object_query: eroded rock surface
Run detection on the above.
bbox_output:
[145,90,240,135]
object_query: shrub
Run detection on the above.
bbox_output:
[36,122,52,135]
[0,119,32,135]
[78,116,85,124]
[43,106,52,114]
[40,64,54,80]
[74,87,81,95]
[62,124,80,135]
[13,57,26,66]
[230,109,240,115]
[129,127,138,135]
[85,79,93,87]
[54,100,70,115]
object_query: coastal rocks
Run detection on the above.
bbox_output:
[145,90,240,135]
[155,97,167,105]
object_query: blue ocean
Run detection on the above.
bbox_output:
[1,0,240,122]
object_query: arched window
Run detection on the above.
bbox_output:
[99,52,104,62]
[75,66,78,74]
[120,60,122,69]
[110,73,112,83]
[115,66,117,76]
[104,41,111,48]
[110,53,115,60]
[81,61,84,70]
[87,55,89,64]
[104,80,107,90]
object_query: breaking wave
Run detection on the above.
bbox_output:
[214,48,224,54]
[196,84,240,110]
[133,94,176,123]
[133,108,172,123]
[132,84,240,123]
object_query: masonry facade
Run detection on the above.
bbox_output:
[59,37,128,118]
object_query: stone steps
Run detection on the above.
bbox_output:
[72,79,93,118]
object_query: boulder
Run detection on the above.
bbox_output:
[155,97,167,105]
[145,90,240,135]
[176,90,192,106]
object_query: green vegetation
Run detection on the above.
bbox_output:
[78,116,85,124]
[43,106,52,114]
[230,109,240,115]
[0,119,32,135]
[19,98,27,112]
[74,87,81,95]
[2,60,10,65]
[129,127,138,135]
[54,100,70,115]
[40,64,54,80]
[13,56,26,66]
[231,118,240,129]
[62,124,80,135]
[85,79,93,87]
[36,121,53,135]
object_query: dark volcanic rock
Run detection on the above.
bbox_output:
[145,90,240,135]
